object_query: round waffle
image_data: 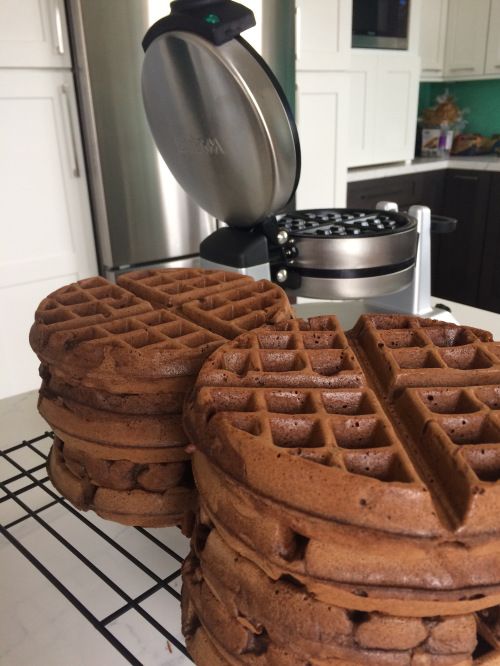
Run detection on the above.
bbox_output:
[183,314,500,613]
[30,269,292,527]
[30,270,291,389]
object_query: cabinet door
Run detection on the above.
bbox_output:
[0,69,97,397]
[444,0,490,77]
[347,175,418,210]
[419,0,448,78]
[347,52,377,168]
[433,170,490,307]
[372,53,420,164]
[348,53,419,167]
[0,0,71,68]
[295,71,349,207]
[295,0,352,71]
[485,0,500,75]
[478,174,500,313]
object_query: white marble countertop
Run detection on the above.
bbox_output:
[347,154,500,182]
[2,299,500,664]
[0,391,192,666]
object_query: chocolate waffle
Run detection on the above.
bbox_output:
[350,314,497,398]
[182,519,477,665]
[30,269,291,527]
[49,437,195,527]
[184,315,500,613]
[195,315,365,389]
[40,363,192,415]
[117,268,291,339]
[192,452,500,616]
[38,391,188,450]
[30,271,291,385]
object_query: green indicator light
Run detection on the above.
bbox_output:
[205,13,221,24]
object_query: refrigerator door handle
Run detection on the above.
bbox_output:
[60,84,81,178]
[53,0,66,55]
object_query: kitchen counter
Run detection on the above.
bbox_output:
[2,300,500,664]
[347,154,500,183]
[0,391,192,666]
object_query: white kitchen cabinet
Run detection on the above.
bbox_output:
[419,0,448,79]
[347,52,377,167]
[374,53,420,163]
[295,71,349,207]
[0,69,97,398]
[348,52,420,168]
[0,0,71,68]
[295,0,352,71]
[444,0,490,77]
[485,0,500,75]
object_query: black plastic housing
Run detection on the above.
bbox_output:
[142,0,255,50]
[200,227,269,267]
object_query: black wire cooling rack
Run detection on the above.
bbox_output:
[2,433,500,665]
[0,432,193,665]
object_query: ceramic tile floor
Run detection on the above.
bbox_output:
[0,398,193,665]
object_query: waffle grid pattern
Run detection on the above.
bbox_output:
[279,210,410,238]
[35,277,151,329]
[200,386,417,484]
[401,386,500,485]
[189,314,500,537]
[34,277,224,355]
[355,316,500,396]
[117,269,251,305]
[117,269,290,338]
[198,316,366,388]
[32,272,292,367]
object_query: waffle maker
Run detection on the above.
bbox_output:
[141,0,421,303]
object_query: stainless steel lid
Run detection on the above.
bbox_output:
[142,28,300,228]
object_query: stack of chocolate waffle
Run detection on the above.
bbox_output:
[29,269,291,527]
[183,314,500,664]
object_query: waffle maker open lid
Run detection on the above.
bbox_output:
[142,0,300,228]
[142,0,418,299]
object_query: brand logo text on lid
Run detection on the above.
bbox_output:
[176,136,225,156]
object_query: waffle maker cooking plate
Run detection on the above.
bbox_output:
[142,0,418,299]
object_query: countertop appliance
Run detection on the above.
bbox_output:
[66,0,294,280]
[141,0,426,305]
[352,0,410,50]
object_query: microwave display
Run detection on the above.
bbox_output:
[352,0,410,50]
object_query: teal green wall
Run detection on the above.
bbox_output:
[418,80,500,135]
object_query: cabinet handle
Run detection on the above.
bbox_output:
[449,67,475,72]
[61,85,81,178]
[53,0,65,55]
[423,68,442,72]
[495,65,500,69]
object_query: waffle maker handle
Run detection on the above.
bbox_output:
[142,0,255,50]
[431,215,457,234]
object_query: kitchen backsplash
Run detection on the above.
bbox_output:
[418,79,500,136]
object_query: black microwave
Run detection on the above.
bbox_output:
[352,0,410,50]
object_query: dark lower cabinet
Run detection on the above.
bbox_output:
[347,171,445,212]
[478,173,500,313]
[432,170,491,307]
[347,168,500,314]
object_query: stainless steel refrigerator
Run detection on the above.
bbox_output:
[66,0,295,280]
